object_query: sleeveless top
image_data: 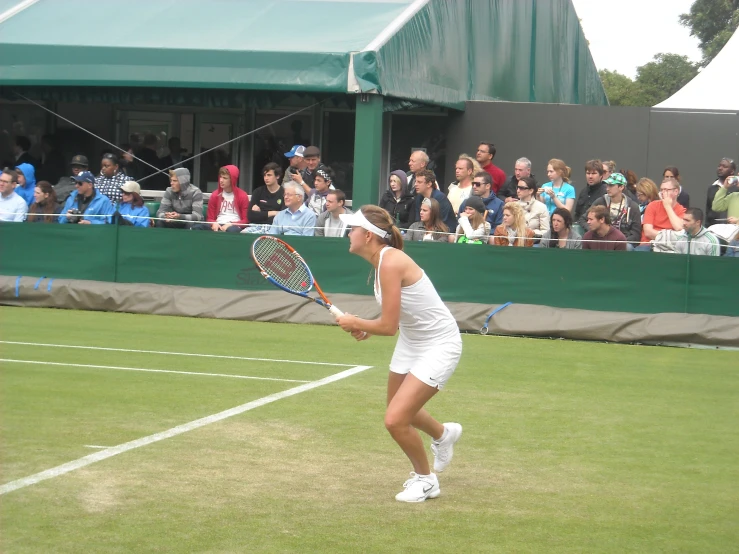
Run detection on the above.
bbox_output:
[374,246,459,343]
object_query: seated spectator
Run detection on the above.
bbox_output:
[635,177,659,220]
[711,173,739,224]
[54,154,89,208]
[447,157,475,215]
[248,162,284,227]
[540,208,582,249]
[672,208,721,256]
[115,181,150,227]
[192,165,248,233]
[14,162,36,206]
[282,145,306,186]
[96,153,129,204]
[268,182,316,236]
[636,178,687,251]
[538,158,576,214]
[405,197,449,242]
[590,173,642,249]
[725,239,739,257]
[706,158,735,227]
[409,169,457,232]
[663,166,690,208]
[379,170,414,228]
[516,176,550,239]
[27,181,59,223]
[601,160,615,181]
[475,142,506,193]
[297,146,326,191]
[0,169,28,222]
[619,168,639,201]
[316,190,353,237]
[406,149,429,193]
[306,167,335,216]
[574,160,607,230]
[58,171,114,224]
[582,205,627,251]
[459,171,504,229]
[492,203,534,247]
[453,196,491,244]
[498,157,532,203]
[156,168,203,229]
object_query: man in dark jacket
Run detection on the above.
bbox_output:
[408,170,457,232]
[497,157,533,203]
[574,159,607,230]
[590,173,641,249]
[459,171,504,228]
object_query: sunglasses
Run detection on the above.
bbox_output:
[516,186,530,190]
[472,181,486,187]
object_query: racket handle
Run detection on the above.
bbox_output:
[328,305,344,317]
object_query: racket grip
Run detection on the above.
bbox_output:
[328,305,344,317]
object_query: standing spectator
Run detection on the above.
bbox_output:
[268,182,317,236]
[156,168,203,229]
[192,165,248,233]
[248,162,284,227]
[711,173,739,223]
[408,170,457,232]
[637,178,687,251]
[27,181,59,223]
[119,144,142,181]
[379,170,414,228]
[96,153,129,204]
[13,136,37,168]
[298,146,325,190]
[635,177,659,220]
[674,208,721,256]
[160,137,186,170]
[662,166,690,208]
[498,157,532,203]
[453,196,491,244]
[0,169,28,222]
[492,203,534,247]
[538,159,576,215]
[315,190,354,237]
[115,181,150,227]
[136,134,168,190]
[540,208,582,249]
[601,160,616,181]
[405,198,449,242]
[36,134,66,184]
[516,176,549,239]
[58,171,114,224]
[475,142,506,193]
[582,206,627,251]
[282,145,306,185]
[574,160,607,230]
[54,154,89,208]
[406,150,429,194]
[447,158,474,215]
[591,173,642,249]
[305,167,335,216]
[459,171,504,229]
[13,162,36,206]
[706,158,735,227]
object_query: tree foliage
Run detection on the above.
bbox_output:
[680,0,739,65]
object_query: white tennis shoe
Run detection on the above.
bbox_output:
[395,472,440,503]
[431,422,462,472]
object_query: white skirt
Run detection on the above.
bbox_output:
[389,331,462,390]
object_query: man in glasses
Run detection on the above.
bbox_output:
[0,169,28,222]
[706,157,736,227]
[636,177,686,251]
[458,172,504,228]
[58,171,114,224]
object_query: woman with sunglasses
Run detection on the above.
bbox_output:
[95,153,129,204]
[516,176,549,239]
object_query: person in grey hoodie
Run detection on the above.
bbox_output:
[590,173,641,248]
[156,168,203,228]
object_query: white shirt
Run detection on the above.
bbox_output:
[0,191,28,222]
[216,191,240,224]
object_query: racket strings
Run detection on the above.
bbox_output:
[253,239,313,293]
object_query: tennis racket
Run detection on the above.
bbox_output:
[251,236,344,317]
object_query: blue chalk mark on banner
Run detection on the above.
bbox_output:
[480,302,513,335]
[15,276,22,298]
[33,276,47,290]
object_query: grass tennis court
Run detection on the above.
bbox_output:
[1,306,737,552]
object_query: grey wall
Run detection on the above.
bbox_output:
[446,102,739,212]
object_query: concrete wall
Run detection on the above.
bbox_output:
[445,102,739,212]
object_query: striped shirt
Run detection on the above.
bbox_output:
[674,228,721,256]
[95,171,128,204]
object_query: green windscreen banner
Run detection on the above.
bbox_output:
[0,224,735,317]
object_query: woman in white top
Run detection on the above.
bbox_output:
[452,195,491,243]
[337,206,463,503]
[405,197,449,242]
[516,177,550,238]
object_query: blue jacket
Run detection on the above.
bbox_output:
[411,189,457,232]
[58,189,114,224]
[116,202,151,227]
[459,194,504,228]
[14,163,36,206]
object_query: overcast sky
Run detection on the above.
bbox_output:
[572,0,703,78]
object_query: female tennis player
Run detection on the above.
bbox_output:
[337,205,463,502]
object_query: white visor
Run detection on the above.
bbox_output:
[339,211,389,239]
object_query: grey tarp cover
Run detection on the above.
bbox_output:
[2,277,737,348]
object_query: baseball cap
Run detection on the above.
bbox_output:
[71,171,95,184]
[284,145,305,158]
[70,154,89,167]
[120,181,141,194]
[303,146,320,158]
[604,173,627,187]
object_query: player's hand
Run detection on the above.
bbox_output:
[336,313,358,333]
[351,329,370,341]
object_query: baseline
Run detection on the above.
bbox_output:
[0,341,355,367]
[0,364,373,495]
[0,359,310,384]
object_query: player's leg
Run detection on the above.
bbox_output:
[387,372,444,440]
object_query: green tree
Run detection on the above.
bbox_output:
[598,70,644,106]
[680,0,739,65]
[634,53,699,106]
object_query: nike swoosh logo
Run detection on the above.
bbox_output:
[423,485,434,493]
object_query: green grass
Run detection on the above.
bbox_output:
[1,306,738,553]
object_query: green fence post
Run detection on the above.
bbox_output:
[352,94,383,207]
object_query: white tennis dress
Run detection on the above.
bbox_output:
[374,246,462,389]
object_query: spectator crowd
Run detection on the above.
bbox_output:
[2,134,737,257]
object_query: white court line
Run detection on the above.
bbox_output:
[84,445,111,449]
[0,364,372,495]
[0,359,311,384]
[0,341,354,367]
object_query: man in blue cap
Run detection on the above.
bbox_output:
[58,171,114,224]
[282,145,306,186]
